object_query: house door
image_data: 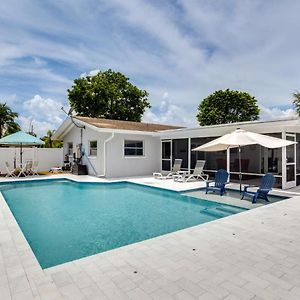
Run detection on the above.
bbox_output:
[283,133,296,189]
[161,140,172,171]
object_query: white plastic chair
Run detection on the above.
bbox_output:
[30,161,39,176]
[5,162,16,177]
[18,162,28,177]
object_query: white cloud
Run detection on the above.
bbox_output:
[143,99,197,127]
[259,106,297,121]
[19,95,65,137]
[162,92,169,100]
[23,95,64,123]
[80,69,101,78]
[1,0,300,129]
[18,116,57,138]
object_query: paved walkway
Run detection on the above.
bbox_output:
[1,176,300,299]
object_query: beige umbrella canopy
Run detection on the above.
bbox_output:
[193,129,295,152]
[192,129,296,192]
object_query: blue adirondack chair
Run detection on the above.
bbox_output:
[241,173,275,204]
[206,169,229,196]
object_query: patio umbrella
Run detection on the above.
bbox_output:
[192,129,296,192]
[0,131,44,165]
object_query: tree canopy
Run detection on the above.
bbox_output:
[68,69,150,122]
[42,130,62,148]
[0,102,20,138]
[196,89,260,126]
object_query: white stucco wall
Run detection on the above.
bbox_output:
[63,126,111,176]
[63,126,161,178]
[105,133,161,178]
[0,148,63,174]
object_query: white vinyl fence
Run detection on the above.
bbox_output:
[0,148,63,175]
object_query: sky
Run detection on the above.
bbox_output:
[0,0,299,137]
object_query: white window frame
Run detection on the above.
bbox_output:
[67,142,73,156]
[89,140,98,157]
[124,139,145,158]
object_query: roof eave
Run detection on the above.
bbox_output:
[52,118,74,140]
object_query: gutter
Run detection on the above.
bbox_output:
[98,132,115,177]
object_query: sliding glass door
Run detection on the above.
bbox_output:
[161,140,172,171]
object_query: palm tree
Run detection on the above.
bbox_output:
[0,102,21,138]
[44,130,54,148]
[292,91,300,116]
[43,130,63,148]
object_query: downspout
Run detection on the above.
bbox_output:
[98,132,115,177]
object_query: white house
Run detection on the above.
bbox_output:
[53,116,300,189]
[53,116,182,178]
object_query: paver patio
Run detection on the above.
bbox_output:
[1,175,300,299]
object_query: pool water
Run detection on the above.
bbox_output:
[1,180,246,268]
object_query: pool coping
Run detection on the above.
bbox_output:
[1,175,300,299]
[1,173,298,196]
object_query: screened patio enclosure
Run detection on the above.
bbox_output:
[160,128,300,189]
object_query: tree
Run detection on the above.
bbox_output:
[0,102,21,138]
[292,91,300,116]
[42,130,62,148]
[196,89,260,126]
[68,69,150,121]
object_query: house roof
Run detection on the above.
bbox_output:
[74,116,184,132]
[159,117,300,139]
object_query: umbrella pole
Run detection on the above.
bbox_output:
[14,148,16,168]
[20,143,23,165]
[238,145,242,193]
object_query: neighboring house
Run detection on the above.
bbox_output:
[53,117,183,178]
[53,116,300,189]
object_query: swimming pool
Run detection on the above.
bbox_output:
[1,179,246,268]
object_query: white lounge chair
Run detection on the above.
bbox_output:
[153,159,183,179]
[5,162,16,177]
[173,160,209,182]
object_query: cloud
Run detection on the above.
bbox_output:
[18,116,58,138]
[259,106,297,121]
[1,0,300,130]
[143,99,197,127]
[18,95,65,137]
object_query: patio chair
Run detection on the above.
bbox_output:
[25,160,33,175]
[241,173,275,204]
[205,169,229,196]
[153,159,182,179]
[173,160,209,182]
[29,161,39,176]
[5,162,16,177]
[18,162,28,177]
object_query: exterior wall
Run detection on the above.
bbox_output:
[0,148,63,174]
[106,133,161,178]
[63,127,161,178]
[63,126,111,176]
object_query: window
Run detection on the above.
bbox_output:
[89,141,97,156]
[124,140,144,156]
[67,142,73,155]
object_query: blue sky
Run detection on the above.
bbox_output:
[0,0,299,136]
